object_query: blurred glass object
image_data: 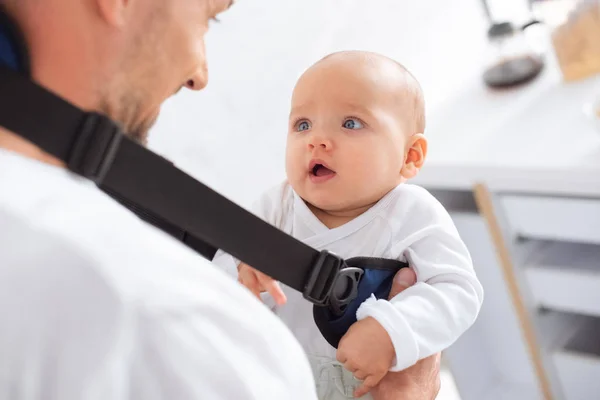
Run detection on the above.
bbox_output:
[482,20,546,88]
[479,0,548,88]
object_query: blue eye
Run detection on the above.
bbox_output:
[343,118,363,130]
[296,120,311,132]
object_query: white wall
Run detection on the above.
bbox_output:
[147,0,493,208]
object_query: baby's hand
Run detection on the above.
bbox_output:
[336,317,395,398]
[237,263,287,305]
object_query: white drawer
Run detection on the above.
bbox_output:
[524,241,600,317]
[552,317,600,400]
[500,195,600,244]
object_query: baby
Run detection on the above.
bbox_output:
[214,51,484,399]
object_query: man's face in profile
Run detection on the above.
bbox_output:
[103,0,234,144]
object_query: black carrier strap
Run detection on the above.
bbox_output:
[0,65,381,311]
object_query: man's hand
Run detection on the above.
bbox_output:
[371,268,442,400]
[371,353,441,400]
[237,263,287,305]
[336,317,396,397]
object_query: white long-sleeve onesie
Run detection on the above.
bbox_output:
[214,181,483,385]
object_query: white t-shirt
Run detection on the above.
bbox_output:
[214,181,484,371]
[0,148,317,400]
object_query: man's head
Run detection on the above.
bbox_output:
[285,50,427,216]
[3,0,233,145]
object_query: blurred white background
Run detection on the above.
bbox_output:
[149,0,499,207]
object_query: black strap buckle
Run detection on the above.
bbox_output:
[303,250,363,312]
[67,112,123,185]
[329,267,364,316]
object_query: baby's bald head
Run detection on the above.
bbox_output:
[286,50,429,216]
[297,50,426,136]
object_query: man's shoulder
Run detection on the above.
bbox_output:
[0,150,256,310]
[0,207,127,362]
[0,210,317,399]
[0,151,317,398]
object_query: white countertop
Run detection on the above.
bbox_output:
[414,51,600,197]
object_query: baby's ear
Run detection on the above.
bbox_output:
[400,134,427,180]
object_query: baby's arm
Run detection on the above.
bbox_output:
[355,197,484,373]
[336,314,397,397]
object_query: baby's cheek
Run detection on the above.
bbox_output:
[354,160,398,198]
[352,161,382,186]
[285,155,303,181]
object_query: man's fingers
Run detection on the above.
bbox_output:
[354,375,379,398]
[256,271,287,305]
[388,267,417,299]
[370,353,442,400]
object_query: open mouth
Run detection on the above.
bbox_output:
[309,161,336,179]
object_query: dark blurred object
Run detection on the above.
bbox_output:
[551,0,600,81]
[480,0,546,88]
[483,20,545,88]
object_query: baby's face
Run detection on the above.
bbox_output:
[285,56,419,213]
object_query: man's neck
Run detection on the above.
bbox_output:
[0,126,64,166]
[0,4,94,168]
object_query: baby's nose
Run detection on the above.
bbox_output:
[308,135,333,151]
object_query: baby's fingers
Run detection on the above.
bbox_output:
[256,271,287,305]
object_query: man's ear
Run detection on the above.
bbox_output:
[95,0,129,26]
[400,133,427,180]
